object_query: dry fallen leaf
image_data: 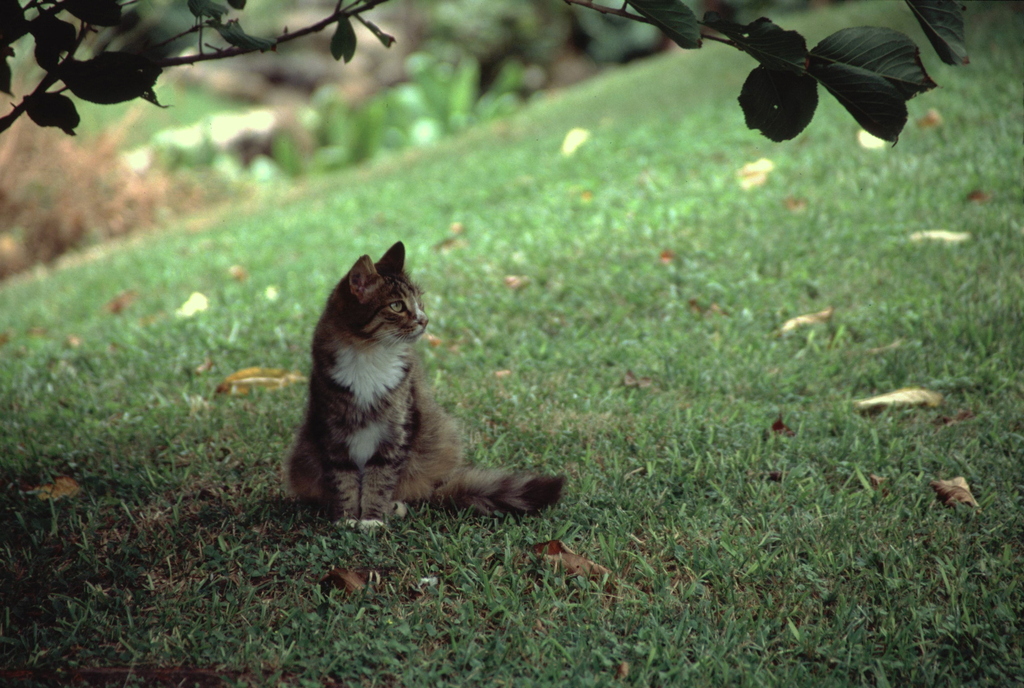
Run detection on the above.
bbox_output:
[104,290,139,314]
[916,108,943,129]
[779,306,834,333]
[450,222,465,235]
[930,477,978,508]
[215,367,306,395]
[228,265,248,282]
[857,130,887,149]
[66,335,82,348]
[424,333,443,348]
[965,190,991,204]
[659,249,676,265]
[195,358,214,374]
[534,540,611,578]
[433,237,468,253]
[494,370,512,379]
[504,275,529,290]
[623,370,653,389]
[765,470,784,482]
[784,196,808,213]
[771,414,796,436]
[853,387,943,412]
[909,230,971,243]
[31,476,80,501]
[0,332,10,348]
[321,568,368,593]
[866,338,904,355]
[176,292,209,318]
[615,662,630,679]
[561,127,591,156]
[869,474,886,488]
[737,158,775,189]
[935,409,975,427]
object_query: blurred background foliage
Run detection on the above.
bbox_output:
[1,0,853,280]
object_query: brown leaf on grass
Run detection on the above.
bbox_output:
[31,476,80,501]
[916,108,943,129]
[533,540,611,579]
[966,190,991,204]
[104,290,138,314]
[504,275,529,290]
[659,249,675,265]
[623,370,652,389]
[853,387,943,412]
[771,415,795,436]
[494,369,512,379]
[424,333,443,348]
[930,477,978,508]
[449,222,465,235]
[0,332,10,347]
[935,409,975,426]
[688,299,728,317]
[866,338,904,355]
[215,367,306,395]
[195,358,214,374]
[434,237,468,253]
[766,470,784,482]
[784,196,808,213]
[321,568,369,593]
[228,265,248,282]
[779,306,834,333]
[615,662,630,679]
[869,474,886,488]
[66,335,82,348]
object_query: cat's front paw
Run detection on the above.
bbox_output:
[342,518,385,530]
[392,501,408,518]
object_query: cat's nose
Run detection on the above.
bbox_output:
[417,316,429,328]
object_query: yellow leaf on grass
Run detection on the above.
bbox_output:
[737,158,775,190]
[176,292,209,318]
[916,108,943,129]
[779,306,834,333]
[930,476,978,508]
[33,476,80,501]
[853,387,943,412]
[561,128,591,156]
[534,540,611,578]
[321,568,368,593]
[215,367,306,395]
[909,230,971,243]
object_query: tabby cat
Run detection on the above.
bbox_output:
[285,241,564,526]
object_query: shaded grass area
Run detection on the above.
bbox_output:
[1,2,1022,686]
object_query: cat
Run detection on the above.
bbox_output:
[285,241,564,527]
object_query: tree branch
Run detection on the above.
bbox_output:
[561,0,648,24]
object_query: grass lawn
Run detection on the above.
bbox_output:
[1,2,1022,685]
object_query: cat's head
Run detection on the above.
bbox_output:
[337,241,428,343]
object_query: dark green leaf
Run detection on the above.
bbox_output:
[187,0,228,20]
[629,0,702,50]
[30,15,77,70]
[905,0,968,65]
[810,27,935,100]
[807,60,906,142]
[60,52,162,104]
[25,92,80,135]
[700,14,807,74]
[227,0,247,8]
[359,17,395,49]
[738,66,818,142]
[0,57,12,95]
[0,0,30,47]
[139,87,167,108]
[64,0,122,27]
[330,17,357,63]
[213,19,276,51]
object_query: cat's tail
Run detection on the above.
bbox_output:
[432,467,564,516]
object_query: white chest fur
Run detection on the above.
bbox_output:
[345,421,387,470]
[329,342,407,409]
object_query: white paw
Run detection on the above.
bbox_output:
[392,501,408,518]
[342,518,385,530]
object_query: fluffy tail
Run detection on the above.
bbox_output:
[432,467,564,515]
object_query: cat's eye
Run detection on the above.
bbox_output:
[389,301,404,312]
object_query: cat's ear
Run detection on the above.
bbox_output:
[376,241,405,274]
[349,255,380,303]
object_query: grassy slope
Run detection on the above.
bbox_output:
[2,2,1022,686]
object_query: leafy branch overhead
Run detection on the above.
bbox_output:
[1,0,966,142]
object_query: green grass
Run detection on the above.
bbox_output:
[2,2,1022,686]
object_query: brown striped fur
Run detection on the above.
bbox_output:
[285,242,564,522]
